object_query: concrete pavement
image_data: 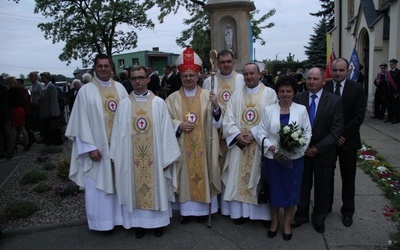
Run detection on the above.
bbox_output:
[0,110,399,249]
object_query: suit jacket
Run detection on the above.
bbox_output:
[148,73,160,96]
[388,68,400,95]
[39,83,60,118]
[68,89,79,112]
[294,90,343,162]
[161,73,180,99]
[324,79,365,150]
[0,85,9,122]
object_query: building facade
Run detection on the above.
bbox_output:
[331,0,400,108]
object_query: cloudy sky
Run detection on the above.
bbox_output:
[0,0,322,77]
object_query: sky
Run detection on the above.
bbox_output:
[0,0,322,78]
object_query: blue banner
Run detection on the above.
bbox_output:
[348,48,359,81]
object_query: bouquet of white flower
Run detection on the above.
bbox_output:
[278,121,306,154]
[274,121,306,168]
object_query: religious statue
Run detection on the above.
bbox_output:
[224,24,233,52]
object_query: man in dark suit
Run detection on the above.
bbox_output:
[160,65,180,99]
[387,59,400,124]
[68,79,82,113]
[146,65,160,96]
[324,57,365,227]
[292,67,344,233]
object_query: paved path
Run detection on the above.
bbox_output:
[0,110,399,249]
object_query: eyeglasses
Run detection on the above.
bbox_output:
[181,74,198,79]
[131,76,147,81]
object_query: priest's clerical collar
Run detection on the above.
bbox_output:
[219,70,234,79]
[94,76,111,87]
[183,86,197,97]
[245,82,260,93]
[134,91,149,96]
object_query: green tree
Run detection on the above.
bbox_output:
[34,0,155,67]
[154,0,275,68]
[304,18,329,68]
[310,0,334,31]
[1,73,9,78]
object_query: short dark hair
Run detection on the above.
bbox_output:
[164,65,172,71]
[93,54,112,67]
[131,66,148,76]
[333,57,349,68]
[275,75,298,95]
[243,62,260,73]
[217,50,234,60]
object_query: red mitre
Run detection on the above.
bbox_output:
[176,47,202,73]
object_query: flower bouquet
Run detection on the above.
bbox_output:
[274,121,306,168]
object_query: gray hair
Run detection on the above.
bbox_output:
[82,73,92,83]
[72,79,82,86]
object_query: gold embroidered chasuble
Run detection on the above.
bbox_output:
[130,93,158,210]
[236,84,265,204]
[180,87,209,203]
[91,78,121,142]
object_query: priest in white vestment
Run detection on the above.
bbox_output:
[110,66,180,238]
[65,54,128,232]
[166,47,222,224]
[222,63,278,224]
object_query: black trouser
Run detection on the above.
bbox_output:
[373,92,385,118]
[43,117,62,146]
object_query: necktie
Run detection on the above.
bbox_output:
[309,94,317,126]
[335,82,341,96]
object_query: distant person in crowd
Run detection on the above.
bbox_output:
[68,79,82,113]
[110,65,180,238]
[386,58,400,124]
[257,75,311,241]
[119,70,132,94]
[372,63,388,120]
[7,76,30,152]
[65,54,128,233]
[165,47,221,224]
[222,63,277,226]
[82,72,93,84]
[292,67,343,234]
[146,65,161,96]
[274,71,281,85]
[325,58,365,228]
[296,68,306,92]
[39,72,62,146]
[28,71,43,135]
[17,78,35,146]
[160,65,179,99]
[0,81,13,159]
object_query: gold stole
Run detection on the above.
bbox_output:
[216,70,238,110]
[180,88,208,203]
[91,79,121,142]
[130,93,157,210]
[237,85,265,203]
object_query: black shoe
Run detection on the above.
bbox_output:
[268,229,278,238]
[196,216,207,223]
[233,217,248,225]
[290,220,308,228]
[378,116,384,120]
[180,216,191,224]
[384,119,393,123]
[342,216,353,227]
[23,144,31,151]
[135,228,146,238]
[282,232,292,241]
[153,227,164,237]
[314,223,325,233]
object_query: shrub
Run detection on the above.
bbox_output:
[52,181,81,198]
[4,201,39,220]
[33,183,52,193]
[56,157,71,180]
[20,171,48,185]
[42,162,57,171]
[36,153,49,163]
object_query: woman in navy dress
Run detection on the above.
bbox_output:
[257,76,311,241]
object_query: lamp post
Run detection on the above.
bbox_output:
[275,53,279,61]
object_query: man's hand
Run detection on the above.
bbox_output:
[305,146,318,157]
[178,122,195,133]
[210,91,219,109]
[236,133,252,146]
[89,149,102,161]
[337,136,346,146]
